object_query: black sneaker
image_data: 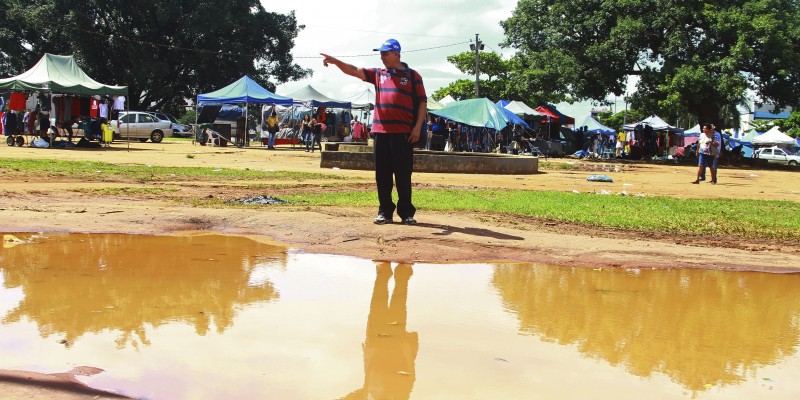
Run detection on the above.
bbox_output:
[374,215,392,225]
[402,217,417,225]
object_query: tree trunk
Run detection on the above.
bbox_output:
[695,102,722,130]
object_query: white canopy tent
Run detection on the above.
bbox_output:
[503,100,544,117]
[623,115,683,133]
[751,126,797,146]
[439,94,456,105]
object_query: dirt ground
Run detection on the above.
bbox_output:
[2,140,800,274]
[1,140,800,398]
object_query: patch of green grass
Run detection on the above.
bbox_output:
[283,189,800,240]
[0,158,347,182]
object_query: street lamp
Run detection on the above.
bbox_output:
[470,34,484,97]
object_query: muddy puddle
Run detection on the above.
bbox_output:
[1,232,799,399]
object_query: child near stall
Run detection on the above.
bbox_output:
[100,118,114,147]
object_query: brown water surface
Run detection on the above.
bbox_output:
[1,233,799,399]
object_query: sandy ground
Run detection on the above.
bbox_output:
[2,140,799,274]
[1,140,799,398]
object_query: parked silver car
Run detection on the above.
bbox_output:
[148,111,191,138]
[112,111,172,143]
[753,147,800,166]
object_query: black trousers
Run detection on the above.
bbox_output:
[374,133,415,219]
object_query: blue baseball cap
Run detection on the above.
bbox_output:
[373,39,401,52]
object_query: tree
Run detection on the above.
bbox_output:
[433,50,569,106]
[0,0,310,114]
[433,51,514,102]
[597,109,645,132]
[501,0,800,129]
[763,111,800,138]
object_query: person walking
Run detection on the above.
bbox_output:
[265,109,279,150]
[692,123,721,184]
[310,117,323,153]
[321,38,427,225]
[301,114,313,152]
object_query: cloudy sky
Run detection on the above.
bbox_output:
[263,0,520,102]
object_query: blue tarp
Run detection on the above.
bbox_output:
[197,75,293,105]
[495,100,511,108]
[430,98,510,130]
[497,106,530,129]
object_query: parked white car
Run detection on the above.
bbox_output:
[112,111,172,143]
[753,147,800,166]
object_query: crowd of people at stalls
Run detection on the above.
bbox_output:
[271,107,369,149]
[1,91,124,148]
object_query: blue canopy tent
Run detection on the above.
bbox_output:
[196,75,293,146]
[197,75,293,105]
[498,106,530,129]
[575,114,615,135]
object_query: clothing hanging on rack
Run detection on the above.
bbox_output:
[8,92,26,111]
[79,97,90,116]
[99,102,109,118]
[38,93,51,111]
[89,98,99,117]
[72,96,82,116]
[112,95,125,110]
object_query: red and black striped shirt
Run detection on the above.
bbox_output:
[362,67,426,134]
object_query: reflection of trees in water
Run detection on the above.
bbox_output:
[1,233,284,348]
[492,264,800,391]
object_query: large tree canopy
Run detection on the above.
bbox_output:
[501,0,800,128]
[0,0,310,113]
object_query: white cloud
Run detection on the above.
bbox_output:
[262,0,519,100]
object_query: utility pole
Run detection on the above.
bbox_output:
[470,34,484,98]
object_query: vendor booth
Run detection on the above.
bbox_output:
[750,126,797,148]
[430,98,513,153]
[575,114,616,158]
[0,53,128,148]
[535,103,574,142]
[283,85,352,143]
[623,115,683,159]
[196,75,293,147]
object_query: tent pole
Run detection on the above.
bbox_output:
[126,99,129,151]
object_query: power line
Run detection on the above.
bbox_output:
[59,23,470,59]
[294,41,471,59]
[303,25,465,39]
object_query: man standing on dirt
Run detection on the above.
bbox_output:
[321,39,427,225]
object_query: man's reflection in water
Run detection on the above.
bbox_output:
[342,262,418,400]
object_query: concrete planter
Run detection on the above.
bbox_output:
[320,145,538,174]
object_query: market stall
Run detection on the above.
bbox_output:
[0,53,128,149]
[196,75,293,147]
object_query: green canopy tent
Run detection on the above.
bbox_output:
[430,98,510,130]
[0,53,127,95]
[0,53,128,147]
[427,96,444,111]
